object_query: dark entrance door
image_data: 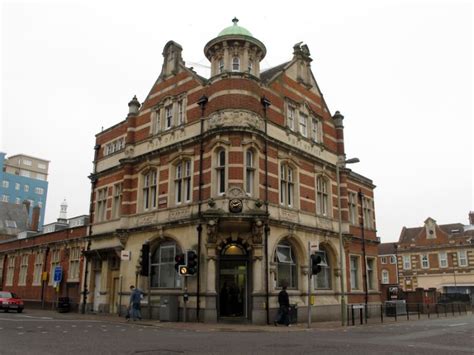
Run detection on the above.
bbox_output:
[218,244,248,320]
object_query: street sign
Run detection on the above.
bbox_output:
[53,266,62,283]
[121,250,131,261]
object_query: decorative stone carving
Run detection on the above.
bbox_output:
[252,219,264,244]
[117,232,128,247]
[207,219,218,243]
[227,186,245,198]
[124,146,134,158]
[208,110,263,130]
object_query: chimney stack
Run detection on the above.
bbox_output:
[30,206,40,231]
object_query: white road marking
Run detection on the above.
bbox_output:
[18,332,24,335]
[449,323,467,327]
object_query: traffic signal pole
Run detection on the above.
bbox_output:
[183,276,187,322]
[307,241,311,329]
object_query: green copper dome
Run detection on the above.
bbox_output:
[218,18,253,37]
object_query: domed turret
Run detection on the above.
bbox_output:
[204,18,266,78]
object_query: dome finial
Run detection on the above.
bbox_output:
[232,17,239,25]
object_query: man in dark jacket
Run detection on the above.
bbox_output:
[129,285,142,321]
[274,285,290,326]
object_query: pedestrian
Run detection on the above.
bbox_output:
[129,285,142,321]
[274,284,290,326]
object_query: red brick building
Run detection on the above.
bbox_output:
[397,213,474,298]
[85,19,379,323]
[377,242,399,302]
[0,215,88,310]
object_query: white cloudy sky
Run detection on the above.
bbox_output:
[1,0,472,242]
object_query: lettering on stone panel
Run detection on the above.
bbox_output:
[149,131,187,150]
[286,135,322,157]
[168,207,190,221]
[137,214,158,227]
[279,209,298,223]
[315,216,333,230]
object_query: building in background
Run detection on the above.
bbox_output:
[0,202,88,309]
[0,201,30,241]
[85,19,379,323]
[0,152,49,229]
[377,242,399,302]
[397,212,474,298]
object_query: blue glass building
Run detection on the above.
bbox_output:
[0,152,49,229]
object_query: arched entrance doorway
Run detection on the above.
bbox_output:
[218,243,250,321]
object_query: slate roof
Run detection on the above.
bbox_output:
[0,202,29,237]
[399,222,472,244]
[261,62,290,83]
[378,242,397,255]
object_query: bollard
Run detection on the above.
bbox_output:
[417,303,421,319]
[380,304,383,323]
[406,303,409,321]
[427,303,430,318]
[458,303,461,316]
[351,305,355,326]
[394,303,397,322]
[444,304,447,317]
[347,306,350,326]
[436,304,439,318]
[359,308,363,325]
[451,303,455,316]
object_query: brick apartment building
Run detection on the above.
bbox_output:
[377,242,398,302]
[85,19,379,323]
[0,214,88,310]
[396,213,474,298]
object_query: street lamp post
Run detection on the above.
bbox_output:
[336,157,359,326]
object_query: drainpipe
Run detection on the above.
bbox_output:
[358,189,368,318]
[261,96,271,325]
[82,143,100,314]
[196,95,208,322]
[41,246,50,309]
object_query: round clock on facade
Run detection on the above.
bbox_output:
[229,198,243,213]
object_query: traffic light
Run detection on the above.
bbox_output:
[175,253,186,273]
[139,243,150,276]
[186,250,198,275]
[311,254,322,275]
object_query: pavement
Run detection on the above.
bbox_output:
[20,308,343,332]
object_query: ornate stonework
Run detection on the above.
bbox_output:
[207,110,263,130]
[207,219,218,243]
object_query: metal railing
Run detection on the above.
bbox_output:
[347,302,471,326]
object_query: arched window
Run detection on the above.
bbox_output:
[280,164,294,207]
[275,241,297,289]
[142,170,157,210]
[316,176,329,216]
[150,242,181,288]
[219,59,224,73]
[232,57,240,72]
[216,149,226,195]
[175,160,192,204]
[245,150,255,196]
[314,246,331,289]
[381,269,389,284]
